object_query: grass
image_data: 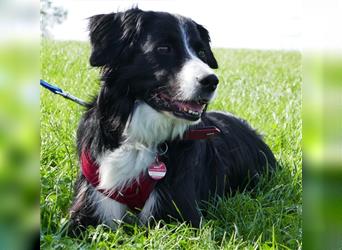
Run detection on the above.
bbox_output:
[40,40,302,249]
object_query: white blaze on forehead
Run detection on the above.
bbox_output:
[176,21,216,100]
[179,21,197,58]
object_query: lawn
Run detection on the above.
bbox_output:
[40,40,302,249]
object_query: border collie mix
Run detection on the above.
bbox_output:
[68,8,276,234]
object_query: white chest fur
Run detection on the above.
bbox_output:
[97,103,189,191]
[92,102,190,225]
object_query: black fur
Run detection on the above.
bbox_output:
[68,8,276,235]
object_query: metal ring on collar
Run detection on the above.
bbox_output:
[157,142,168,156]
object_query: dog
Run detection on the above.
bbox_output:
[68,8,276,235]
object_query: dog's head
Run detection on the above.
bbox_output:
[89,8,218,122]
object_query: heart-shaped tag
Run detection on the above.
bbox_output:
[148,159,167,180]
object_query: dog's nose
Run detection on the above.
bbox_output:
[199,74,219,91]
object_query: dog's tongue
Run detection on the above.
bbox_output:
[175,101,204,112]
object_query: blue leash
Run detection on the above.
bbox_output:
[40,79,88,106]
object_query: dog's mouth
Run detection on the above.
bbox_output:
[145,92,207,121]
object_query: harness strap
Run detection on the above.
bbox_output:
[81,151,157,211]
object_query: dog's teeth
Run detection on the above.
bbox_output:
[191,110,199,116]
[187,110,199,116]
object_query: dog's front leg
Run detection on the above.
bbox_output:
[170,189,203,228]
[138,188,202,227]
[139,190,159,225]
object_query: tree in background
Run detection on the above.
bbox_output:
[40,0,67,37]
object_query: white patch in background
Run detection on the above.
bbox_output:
[52,0,301,51]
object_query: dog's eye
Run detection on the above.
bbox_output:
[157,45,172,54]
[198,50,206,60]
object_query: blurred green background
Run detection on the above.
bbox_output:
[1,1,39,248]
[303,52,342,250]
[0,42,39,249]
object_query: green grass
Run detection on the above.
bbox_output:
[40,40,302,249]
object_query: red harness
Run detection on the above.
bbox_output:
[81,126,220,211]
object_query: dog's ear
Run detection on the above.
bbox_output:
[88,9,144,67]
[196,24,218,69]
[88,13,116,67]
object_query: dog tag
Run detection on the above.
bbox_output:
[148,158,167,180]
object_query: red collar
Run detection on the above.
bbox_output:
[81,126,220,211]
[183,126,220,140]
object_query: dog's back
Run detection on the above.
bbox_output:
[150,111,276,226]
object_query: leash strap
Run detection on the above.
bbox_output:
[40,79,88,107]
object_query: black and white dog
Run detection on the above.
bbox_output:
[68,8,276,234]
